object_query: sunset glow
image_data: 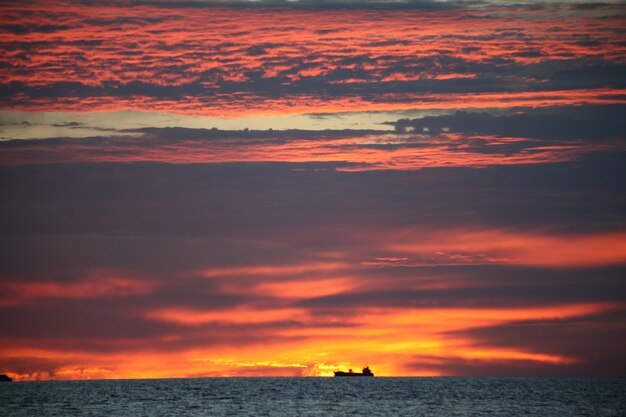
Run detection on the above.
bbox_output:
[1,0,625,381]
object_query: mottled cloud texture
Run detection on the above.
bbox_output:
[0,0,625,380]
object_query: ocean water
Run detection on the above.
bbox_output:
[1,377,625,417]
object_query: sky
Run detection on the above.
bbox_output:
[0,0,625,380]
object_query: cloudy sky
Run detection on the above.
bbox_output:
[1,0,625,380]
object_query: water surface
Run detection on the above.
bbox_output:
[2,377,625,417]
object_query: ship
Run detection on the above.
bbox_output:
[334,366,374,377]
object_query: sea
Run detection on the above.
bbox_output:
[1,377,625,417]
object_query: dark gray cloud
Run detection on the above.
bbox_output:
[0,356,71,377]
[129,127,379,141]
[0,150,624,239]
[407,353,626,377]
[391,105,626,141]
[0,24,73,35]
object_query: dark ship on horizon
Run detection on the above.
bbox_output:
[334,366,374,377]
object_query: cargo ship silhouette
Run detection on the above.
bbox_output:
[334,366,374,377]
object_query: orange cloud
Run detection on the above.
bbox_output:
[4,301,618,380]
[0,269,156,306]
[2,2,625,115]
[255,277,355,299]
[1,131,618,169]
[144,307,309,326]
[4,88,625,117]
[197,262,349,278]
[386,228,626,268]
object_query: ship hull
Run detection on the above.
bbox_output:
[333,372,374,377]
